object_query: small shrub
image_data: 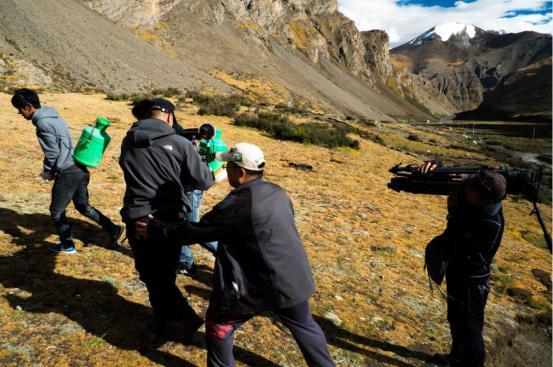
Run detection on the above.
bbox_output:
[234,112,359,149]
[196,95,241,117]
[106,93,129,101]
[148,87,182,98]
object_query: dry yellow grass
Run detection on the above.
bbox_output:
[0,93,550,366]
[210,70,294,107]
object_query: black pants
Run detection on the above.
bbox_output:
[125,215,199,328]
[206,300,335,367]
[50,164,117,245]
[446,276,490,367]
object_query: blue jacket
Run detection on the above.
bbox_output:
[32,107,75,173]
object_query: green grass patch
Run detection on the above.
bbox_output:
[234,112,360,149]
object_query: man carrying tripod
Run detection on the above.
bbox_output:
[419,161,506,367]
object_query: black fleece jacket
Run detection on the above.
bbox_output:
[445,200,505,283]
[149,178,316,315]
[119,118,214,221]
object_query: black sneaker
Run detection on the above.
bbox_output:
[428,353,462,366]
[177,263,197,277]
[108,225,124,248]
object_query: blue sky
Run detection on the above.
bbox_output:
[338,0,552,47]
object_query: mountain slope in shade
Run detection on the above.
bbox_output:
[457,57,552,122]
[392,25,552,119]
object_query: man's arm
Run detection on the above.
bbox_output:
[36,123,60,173]
[181,139,214,190]
[143,193,247,244]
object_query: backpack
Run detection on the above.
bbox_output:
[424,233,450,288]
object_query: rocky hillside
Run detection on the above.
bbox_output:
[392,22,552,121]
[458,57,553,122]
[0,0,231,94]
[0,0,457,122]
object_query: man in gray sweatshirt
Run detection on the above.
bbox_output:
[11,89,122,254]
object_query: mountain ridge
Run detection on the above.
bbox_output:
[392,25,552,121]
[0,0,457,121]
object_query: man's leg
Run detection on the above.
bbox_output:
[72,167,122,242]
[49,170,79,248]
[179,244,195,272]
[126,220,199,333]
[178,189,201,272]
[461,282,489,367]
[447,281,467,363]
[194,190,218,255]
[205,311,250,367]
[277,300,335,367]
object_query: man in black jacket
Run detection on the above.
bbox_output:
[119,98,214,336]
[138,143,335,367]
[420,162,506,367]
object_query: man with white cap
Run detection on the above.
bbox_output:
[137,142,335,367]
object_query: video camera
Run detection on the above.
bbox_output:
[173,122,215,142]
[388,164,551,252]
[174,122,228,182]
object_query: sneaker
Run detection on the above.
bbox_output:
[428,353,463,366]
[108,225,124,248]
[48,243,77,254]
[177,263,197,277]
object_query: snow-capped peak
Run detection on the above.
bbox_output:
[434,22,476,40]
[409,22,478,45]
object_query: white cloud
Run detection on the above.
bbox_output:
[337,0,552,47]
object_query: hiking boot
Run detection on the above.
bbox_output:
[108,225,124,248]
[48,243,77,254]
[177,263,197,277]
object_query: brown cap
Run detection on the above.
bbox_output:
[467,170,507,202]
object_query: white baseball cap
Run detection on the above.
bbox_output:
[217,142,266,171]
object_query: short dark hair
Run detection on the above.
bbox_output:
[11,88,41,109]
[245,168,264,177]
[131,99,154,120]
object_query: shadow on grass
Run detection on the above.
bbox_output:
[0,207,133,258]
[0,207,279,367]
[184,274,433,366]
[315,316,434,367]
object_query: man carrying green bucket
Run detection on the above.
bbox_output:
[11,88,123,254]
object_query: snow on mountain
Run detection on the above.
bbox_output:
[409,22,478,45]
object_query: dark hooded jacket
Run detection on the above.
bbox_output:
[149,178,316,315]
[119,118,214,221]
[445,200,505,284]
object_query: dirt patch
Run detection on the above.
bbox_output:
[491,322,552,367]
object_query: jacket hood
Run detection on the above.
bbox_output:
[479,202,502,218]
[32,107,59,125]
[126,118,175,147]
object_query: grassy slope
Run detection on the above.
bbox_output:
[0,93,550,366]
